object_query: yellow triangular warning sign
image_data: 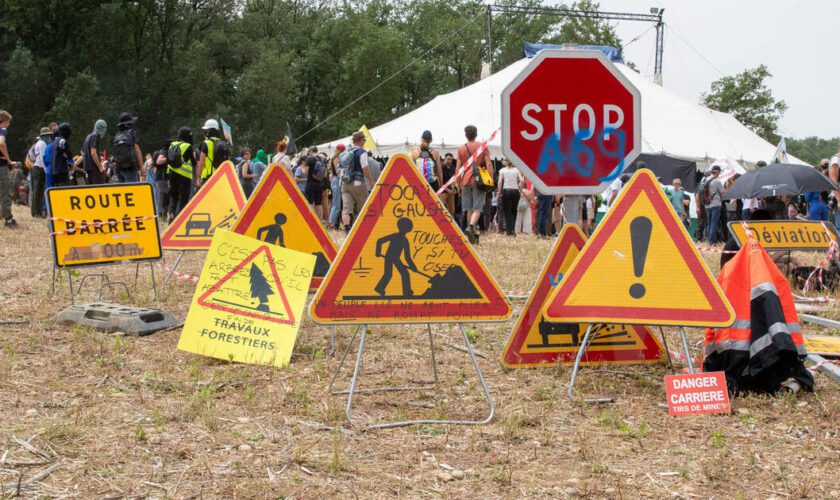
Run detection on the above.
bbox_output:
[231,164,337,290]
[309,154,511,324]
[161,161,246,250]
[502,224,664,368]
[544,169,734,327]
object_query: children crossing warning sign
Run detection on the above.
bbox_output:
[161,161,246,250]
[544,169,735,327]
[502,224,664,368]
[178,230,315,368]
[231,164,337,291]
[309,154,511,324]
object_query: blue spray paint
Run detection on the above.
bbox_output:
[534,127,629,182]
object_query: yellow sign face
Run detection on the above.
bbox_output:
[47,183,161,267]
[502,224,664,368]
[544,169,735,327]
[310,154,511,324]
[231,164,337,291]
[804,335,840,357]
[728,220,838,251]
[178,230,315,368]
[161,161,246,250]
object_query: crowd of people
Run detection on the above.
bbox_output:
[3,107,838,250]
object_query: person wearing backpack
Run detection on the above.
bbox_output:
[410,130,443,192]
[81,119,107,185]
[339,131,373,232]
[196,119,230,187]
[28,127,52,218]
[456,125,492,244]
[49,122,74,187]
[166,127,196,220]
[111,113,145,183]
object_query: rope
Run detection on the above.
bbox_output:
[49,215,157,236]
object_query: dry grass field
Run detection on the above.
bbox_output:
[1,203,838,499]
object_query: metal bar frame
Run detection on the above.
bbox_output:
[330,323,494,429]
[568,324,694,400]
[487,4,665,83]
[163,250,186,285]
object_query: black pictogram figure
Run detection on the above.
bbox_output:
[374,218,417,297]
[256,213,287,247]
[249,262,275,312]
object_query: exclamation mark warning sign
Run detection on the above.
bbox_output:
[629,216,652,299]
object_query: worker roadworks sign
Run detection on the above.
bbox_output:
[544,169,735,327]
[47,183,161,267]
[728,220,838,251]
[664,372,731,417]
[502,224,664,368]
[231,164,337,291]
[309,154,511,324]
[161,161,246,250]
[178,230,315,368]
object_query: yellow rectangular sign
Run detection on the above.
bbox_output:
[804,334,840,357]
[728,220,838,251]
[47,183,162,267]
[178,230,315,368]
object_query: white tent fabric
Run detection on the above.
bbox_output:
[319,57,804,166]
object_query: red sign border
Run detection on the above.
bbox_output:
[502,224,664,368]
[309,154,511,324]
[231,164,337,291]
[501,49,642,195]
[543,169,735,327]
[197,243,296,325]
[161,162,247,250]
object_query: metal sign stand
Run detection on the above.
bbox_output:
[163,250,187,285]
[50,261,158,305]
[327,323,494,430]
[567,324,695,400]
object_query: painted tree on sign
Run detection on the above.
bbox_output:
[249,263,274,312]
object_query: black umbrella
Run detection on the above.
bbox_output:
[722,163,839,200]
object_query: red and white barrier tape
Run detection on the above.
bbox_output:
[793,293,840,304]
[155,262,199,282]
[808,359,839,374]
[695,246,737,255]
[49,215,157,236]
[436,128,500,195]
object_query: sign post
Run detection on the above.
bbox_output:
[501,49,641,195]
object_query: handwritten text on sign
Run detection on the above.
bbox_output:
[664,372,730,417]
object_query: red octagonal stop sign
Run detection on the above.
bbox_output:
[502,50,641,195]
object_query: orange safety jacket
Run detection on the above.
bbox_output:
[703,238,812,394]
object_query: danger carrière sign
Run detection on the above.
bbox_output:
[664,372,731,417]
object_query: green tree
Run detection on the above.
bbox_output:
[249,263,274,311]
[48,69,105,148]
[702,65,788,143]
[1,43,51,154]
[785,136,840,166]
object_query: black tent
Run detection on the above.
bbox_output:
[625,154,700,192]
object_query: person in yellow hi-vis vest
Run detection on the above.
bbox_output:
[195,119,230,187]
[167,127,196,220]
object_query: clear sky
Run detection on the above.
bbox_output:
[553,0,837,139]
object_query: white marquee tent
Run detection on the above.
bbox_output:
[318,56,803,167]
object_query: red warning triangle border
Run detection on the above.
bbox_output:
[544,169,734,327]
[161,162,246,250]
[197,245,296,325]
[502,224,664,368]
[309,154,511,324]
[232,165,337,290]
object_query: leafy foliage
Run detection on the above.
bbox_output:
[702,65,787,143]
[0,0,620,156]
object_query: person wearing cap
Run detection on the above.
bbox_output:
[28,126,52,218]
[340,131,373,232]
[411,130,443,192]
[196,119,229,186]
[82,119,107,185]
[706,165,724,244]
[111,112,145,183]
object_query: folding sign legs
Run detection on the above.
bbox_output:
[334,323,493,430]
[567,324,594,400]
[163,251,186,286]
[659,326,675,374]
[678,327,695,374]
